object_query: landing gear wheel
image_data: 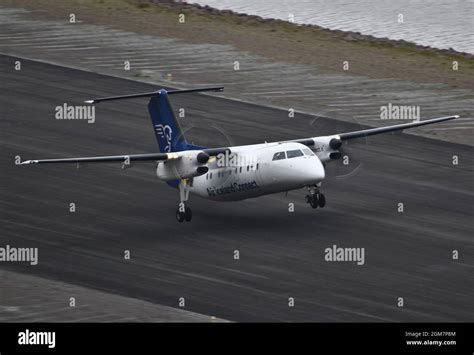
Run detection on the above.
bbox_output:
[305,195,311,204]
[310,196,319,209]
[318,193,326,208]
[176,209,185,223]
[184,207,192,222]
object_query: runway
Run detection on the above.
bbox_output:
[1,55,473,321]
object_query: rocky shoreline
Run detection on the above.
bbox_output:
[162,1,473,60]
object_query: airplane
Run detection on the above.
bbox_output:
[20,86,460,222]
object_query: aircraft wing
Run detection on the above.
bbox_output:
[336,115,459,140]
[290,115,461,162]
[20,152,177,165]
[19,147,231,165]
[19,115,460,165]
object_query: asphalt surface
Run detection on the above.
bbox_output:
[1,55,473,322]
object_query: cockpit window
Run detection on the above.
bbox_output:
[302,148,315,156]
[272,151,286,161]
[286,149,304,158]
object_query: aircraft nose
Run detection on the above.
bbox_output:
[300,157,325,183]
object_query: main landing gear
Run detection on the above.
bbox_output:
[176,179,193,222]
[305,184,326,209]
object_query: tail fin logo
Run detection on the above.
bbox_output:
[155,124,173,152]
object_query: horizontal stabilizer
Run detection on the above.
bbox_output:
[85,86,224,104]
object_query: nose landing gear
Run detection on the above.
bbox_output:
[176,204,192,222]
[305,185,326,209]
[176,179,193,222]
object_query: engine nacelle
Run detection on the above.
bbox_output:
[156,151,209,180]
[311,136,342,163]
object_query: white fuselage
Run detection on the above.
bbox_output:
[185,142,325,201]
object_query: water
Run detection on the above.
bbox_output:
[191,0,474,54]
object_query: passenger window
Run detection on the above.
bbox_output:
[303,148,315,156]
[287,150,304,159]
[272,151,286,161]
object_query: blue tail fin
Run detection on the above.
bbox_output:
[85,86,223,152]
[148,89,188,153]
